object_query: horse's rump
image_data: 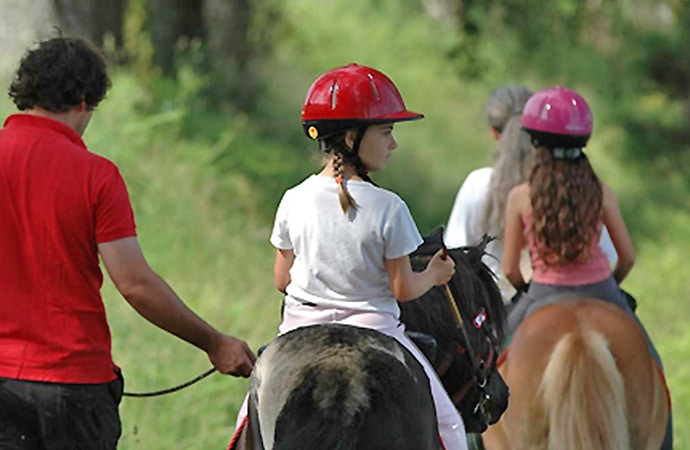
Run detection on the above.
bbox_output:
[245,324,442,450]
[484,299,669,450]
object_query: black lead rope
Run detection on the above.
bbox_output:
[123,367,216,398]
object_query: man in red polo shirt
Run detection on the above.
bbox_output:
[0,37,256,448]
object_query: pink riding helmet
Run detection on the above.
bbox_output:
[521,86,593,148]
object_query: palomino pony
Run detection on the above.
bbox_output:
[482,298,669,450]
[228,230,508,449]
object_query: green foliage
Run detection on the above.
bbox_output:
[122,0,155,79]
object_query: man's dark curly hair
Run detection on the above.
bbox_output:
[8,37,111,112]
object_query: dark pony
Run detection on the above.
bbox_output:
[232,323,441,450]
[402,228,508,433]
[228,229,508,449]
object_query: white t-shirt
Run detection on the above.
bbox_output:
[271,175,423,317]
[444,168,514,299]
[444,167,619,301]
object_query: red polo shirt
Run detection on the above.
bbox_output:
[0,114,136,383]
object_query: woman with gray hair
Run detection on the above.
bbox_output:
[445,86,618,303]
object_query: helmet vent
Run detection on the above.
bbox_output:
[367,73,380,101]
[330,80,339,110]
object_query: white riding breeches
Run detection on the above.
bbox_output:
[235,302,468,450]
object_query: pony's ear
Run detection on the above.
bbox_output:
[419,225,445,250]
[411,226,447,271]
[427,225,445,241]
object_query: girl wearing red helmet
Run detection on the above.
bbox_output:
[501,86,671,448]
[263,63,467,448]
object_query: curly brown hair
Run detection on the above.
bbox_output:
[8,37,111,113]
[529,147,602,265]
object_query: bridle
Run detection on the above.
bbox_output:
[435,333,497,404]
[406,233,508,432]
[434,313,499,410]
[439,246,502,426]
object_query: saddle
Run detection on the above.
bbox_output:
[621,289,638,312]
[512,285,638,313]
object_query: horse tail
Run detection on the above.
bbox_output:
[541,330,629,450]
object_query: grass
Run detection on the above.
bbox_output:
[85,77,284,449]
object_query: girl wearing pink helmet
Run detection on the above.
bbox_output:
[236,64,468,449]
[444,86,620,305]
[502,86,671,448]
[502,85,637,335]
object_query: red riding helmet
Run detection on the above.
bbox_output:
[521,86,593,148]
[301,63,424,140]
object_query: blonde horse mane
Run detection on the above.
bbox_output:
[540,330,629,450]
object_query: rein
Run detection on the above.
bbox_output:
[440,245,500,422]
[440,246,485,375]
[123,367,216,398]
[451,338,495,404]
[441,248,465,328]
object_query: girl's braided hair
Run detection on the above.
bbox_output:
[319,128,376,214]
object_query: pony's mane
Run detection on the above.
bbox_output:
[405,227,507,347]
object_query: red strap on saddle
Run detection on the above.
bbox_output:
[496,347,509,368]
[227,414,249,450]
[652,359,672,411]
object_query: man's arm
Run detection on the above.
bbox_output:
[98,237,255,377]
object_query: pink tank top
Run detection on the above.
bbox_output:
[522,210,611,285]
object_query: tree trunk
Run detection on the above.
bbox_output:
[204,0,255,110]
[0,0,55,76]
[148,0,205,75]
[52,0,126,49]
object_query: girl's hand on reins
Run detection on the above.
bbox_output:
[208,334,257,378]
[429,248,455,286]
